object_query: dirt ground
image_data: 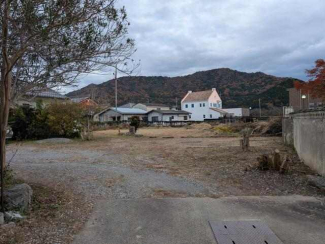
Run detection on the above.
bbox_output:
[91,127,321,196]
[2,126,323,243]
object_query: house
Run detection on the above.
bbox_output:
[147,110,191,122]
[287,88,323,111]
[181,88,231,121]
[120,103,136,108]
[71,97,98,108]
[16,88,69,108]
[94,107,148,122]
[133,103,170,112]
[222,108,250,117]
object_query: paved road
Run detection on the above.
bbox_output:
[73,196,325,244]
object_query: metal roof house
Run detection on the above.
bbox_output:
[133,103,170,112]
[94,107,148,122]
[147,110,191,122]
[17,88,69,108]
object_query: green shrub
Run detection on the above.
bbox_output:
[130,116,140,132]
[10,102,86,140]
[46,103,84,138]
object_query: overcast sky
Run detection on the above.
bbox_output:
[65,0,325,93]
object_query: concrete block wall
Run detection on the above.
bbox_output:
[283,110,325,176]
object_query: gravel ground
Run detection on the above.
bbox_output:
[3,128,324,243]
[7,146,216,201]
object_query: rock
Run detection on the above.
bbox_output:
[4,211,24,222]
[0,212,4,225]
[3,183,33,211]
[36,138,72,144]
[129,126,136,135]
[307,175,325,191]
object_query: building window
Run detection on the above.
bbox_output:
[184,116,188,121]
[152,116,159,122]
[210,114,212,118]
[210,103,212,107]
[203,103,205,107]
[191,104,194,108]
[185,104,188,108]
[189,115,191,119]
[200,103,202,107]
[203,115,206,119]
[213,103,217,107]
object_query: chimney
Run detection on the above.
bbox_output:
[212,88,216,91]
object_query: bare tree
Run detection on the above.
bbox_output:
[0,0,136,194]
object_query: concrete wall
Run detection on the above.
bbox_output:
[283,110,325,175]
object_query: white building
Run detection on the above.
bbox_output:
[133,103,170,112]
[147,110,190,122]
[181,88,231,121]
[223,108,250,117]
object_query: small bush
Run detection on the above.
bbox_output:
[10,102,86,140]
[130,116,140,132]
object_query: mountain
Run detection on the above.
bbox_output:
[67,68,299,109]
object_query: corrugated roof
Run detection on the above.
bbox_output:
[210,108,229,114]
[183,90,213,102]
[26,88,67,99]
[148,110,191,115]
[116,108,148,114]
[98,107,148,116]
[141,103,169,107]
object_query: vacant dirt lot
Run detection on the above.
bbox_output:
[13,127,322,197]
[2,126,323,243]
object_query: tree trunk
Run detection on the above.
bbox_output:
[1,0,11,171]
[0,72,11,170]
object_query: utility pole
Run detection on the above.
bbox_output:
[259,99,262,117]
[115,65,118,123]
[175,97,178,110]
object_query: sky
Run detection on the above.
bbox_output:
[65,0,325,93]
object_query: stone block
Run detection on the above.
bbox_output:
[2,184,33,211]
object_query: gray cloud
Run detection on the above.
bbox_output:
[68,0,325,93]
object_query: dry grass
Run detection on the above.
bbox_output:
[0,184,92,244]
[24,127,323,197]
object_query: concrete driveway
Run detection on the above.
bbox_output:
[73,195,325,244]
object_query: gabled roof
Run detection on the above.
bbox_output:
[97,107,148,116]
[138,103,169,107]
[210,108,229,114]
[25,88,68,99]
[147,110,191,115]
[120,103,136,108]
[182,90,213,102]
